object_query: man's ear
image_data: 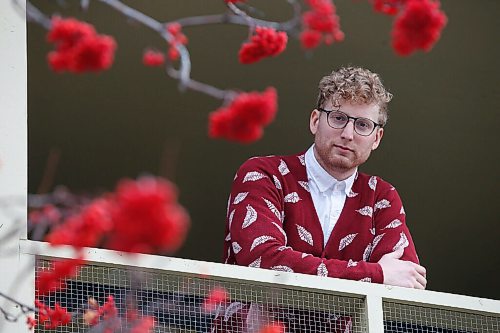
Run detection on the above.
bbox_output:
[372,128,384,150]
[310,109,320,135]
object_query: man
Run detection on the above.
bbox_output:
[223,66,426,289]
[213,66,426,332]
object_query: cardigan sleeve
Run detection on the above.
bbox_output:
[368,181,420,266]
[225,158,384,283]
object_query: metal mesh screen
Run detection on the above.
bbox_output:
[383,301,500,333]
[35,258,366,333]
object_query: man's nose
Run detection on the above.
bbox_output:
[340,119,355,140]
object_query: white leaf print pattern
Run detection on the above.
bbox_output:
[225,233,231,241]
[272,222,287,244]
[228,209,235,229]
[347,189,358,198]
[301,253,311,259]
[232,242,242,254]
[372,233,385,252]
[250,235,275,251]
[273,175,282,190]
[400,206,406,215]
[317,262,328,277]
[370,228,375,235]
[233,192,249,204]
[359,277,372,282]
[243,171,266,182]
[278,160,290,175]
[339,233,358,251]
[271,265,294,273]
[247,304,264,329]
[284,192,300,203]
[272,222,288,244]
[298,154,305,166]
[298,181,310,192]
[347,259,358,267]
[227,195,231,216]
[263,198,281,220]
[242,205,257,229]
[368,176,377,191]
[248,257,261,268]
[384,219,402,229]
[345,321,353,333]
[363,243,372,261]
[356,206,373,217]
[374,199,391,211]
[296,225,314,246]
[277,245,292,251]
[224,302,244,321]
[393,232,409,251]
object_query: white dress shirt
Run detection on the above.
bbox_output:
[305,145,357,247]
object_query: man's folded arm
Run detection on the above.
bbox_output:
[368,185,419,264]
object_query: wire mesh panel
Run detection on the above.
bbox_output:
[383,301,500,333]
[36,258,367,333]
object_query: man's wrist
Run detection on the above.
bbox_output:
[371,262,384,284]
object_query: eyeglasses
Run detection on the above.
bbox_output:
[317,108,383,136]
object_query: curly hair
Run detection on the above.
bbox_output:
[316,66,393,125]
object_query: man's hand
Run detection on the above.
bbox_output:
[378,247,427,289]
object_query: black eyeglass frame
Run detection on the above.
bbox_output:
[317,108,384,136]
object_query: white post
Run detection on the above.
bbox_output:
[0,1,33,333]
[364,295,385,333]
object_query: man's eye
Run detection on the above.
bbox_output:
[357,120,370,128]
[331,113,346,121]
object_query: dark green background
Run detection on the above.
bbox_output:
[28,1,500,299]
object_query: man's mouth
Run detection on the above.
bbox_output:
[333,144,354,152]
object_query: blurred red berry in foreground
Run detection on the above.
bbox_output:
[35,300,72,329]
[36,256,85,295]
[209,87,278,143]
[130,316,155,333]
[300,0,344,49]
[238,27,288,64]
[143,50,165,66]
[47,17,116,73]
[373,0,407,15]
[166,22,188,61]
[392,0,447,56]
[47,198,113,248]
[203,287,229,312]
[46,177,189,254]
[107,177,190,254]
[260,322,285,333]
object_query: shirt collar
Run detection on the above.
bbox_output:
[304,145,357,195]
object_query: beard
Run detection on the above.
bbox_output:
[314,141,371,177]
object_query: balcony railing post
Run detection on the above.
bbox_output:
[0,1,31,333]
[364,294,384,332]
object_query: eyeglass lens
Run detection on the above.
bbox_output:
[328,111,375,136]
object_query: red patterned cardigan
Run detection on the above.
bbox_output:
[223,152,420,283]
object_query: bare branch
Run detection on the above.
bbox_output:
[13,0,52,29]
[227,2,256,38]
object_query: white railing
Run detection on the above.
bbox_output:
[20,240,500,333]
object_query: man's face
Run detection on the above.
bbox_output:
[309,100,384,179]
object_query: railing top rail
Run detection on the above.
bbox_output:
[22,239,500,316]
